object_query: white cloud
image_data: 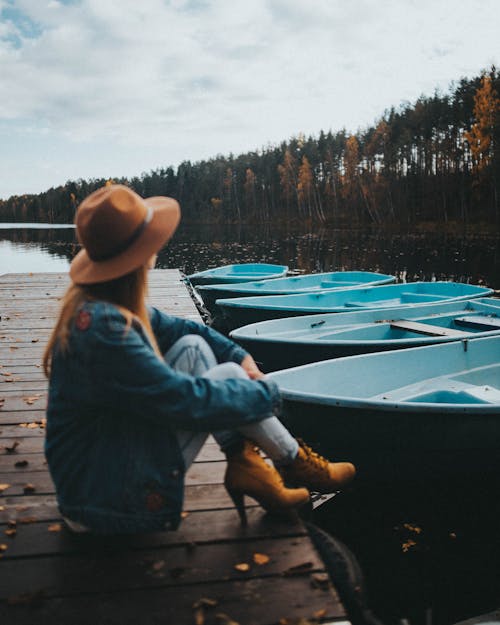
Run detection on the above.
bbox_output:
[0,0,500,197]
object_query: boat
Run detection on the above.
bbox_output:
[269,335,500,484]
[230,298,500,371]
[216,281,493,331]
[186,263,288,286]
[196,270,395,314]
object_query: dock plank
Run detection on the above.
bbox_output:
[0,271,347,624]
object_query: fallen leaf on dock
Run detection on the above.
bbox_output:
[48,523,62,532]
[403,523,422,534]
[193,607,205,625]
[0,483,11,493]
[23,396,40,405]
[234,562,250,572]
[18,517,38,524]
[193,598,218,609]
[151,559,166,572]
[23,483,36,494]
[4,528,17,537]
[5,441,20,453]
[214,613,240,625]
[0,543,8,551]
[310,573,330,589]
[401,539,417,553]
[252,552,270,565]
[14,460,28,468]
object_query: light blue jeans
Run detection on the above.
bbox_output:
[164,334,299,469]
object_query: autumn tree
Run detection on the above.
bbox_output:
[277,149,297,216]
[341,135,361,222]
[464,74,500,220]
[243,168,257,218]
[465,75,499,176]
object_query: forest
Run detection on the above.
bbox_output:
[1,68,499,229]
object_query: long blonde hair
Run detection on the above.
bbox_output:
[43,265,161,377]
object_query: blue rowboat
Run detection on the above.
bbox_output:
[196,270,395,315]
[186,263,288,286]
[269,335,500,484]
[217,281,493,331]
[230,298,500,371]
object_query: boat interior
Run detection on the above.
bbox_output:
[371,363,500,405]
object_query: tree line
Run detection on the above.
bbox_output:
[1,68,499,228]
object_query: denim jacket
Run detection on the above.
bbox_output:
[45,301,282,534]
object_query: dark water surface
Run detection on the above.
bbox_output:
[2,223,500,625]
[1,222,500,289]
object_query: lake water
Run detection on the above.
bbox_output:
[1,222,500,290]
[2,222,500,625]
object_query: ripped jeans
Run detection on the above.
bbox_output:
[166,334,299,469]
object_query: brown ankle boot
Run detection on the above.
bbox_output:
[224,440,310,525]
[282,439,356,493]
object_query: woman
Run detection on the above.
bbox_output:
[43,184,355,534]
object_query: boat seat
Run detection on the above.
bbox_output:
[464,385,500,402]
[344,298,401,308]
[400,292,449,303]
[320,280,359,287]
[454,315,500,331]
[389,319,469,337]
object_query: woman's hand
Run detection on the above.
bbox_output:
[240,354,265,380]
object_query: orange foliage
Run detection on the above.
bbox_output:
[465,75,499,177]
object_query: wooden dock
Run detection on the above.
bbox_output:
[0,270,348,625]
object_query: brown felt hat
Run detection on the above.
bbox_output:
[70,184,180,285]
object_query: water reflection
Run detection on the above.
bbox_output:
[1,222,499,289]
[0,225,77,273]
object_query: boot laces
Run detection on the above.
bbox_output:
[297,439,329,474]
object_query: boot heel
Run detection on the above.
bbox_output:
[227,489,247,526]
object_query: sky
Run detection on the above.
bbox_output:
[1,0,500,200]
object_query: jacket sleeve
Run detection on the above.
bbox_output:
[149,306,248,364]
[88,310,280,431]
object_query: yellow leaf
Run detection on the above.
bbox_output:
[252,552,270,565]
[0,484,10,493]
[234,562,250,572]
[48,523,62,533]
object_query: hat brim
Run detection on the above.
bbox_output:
[69,196,180,285]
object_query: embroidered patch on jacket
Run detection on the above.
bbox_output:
[75,310,92,331]
[146,492,165,512]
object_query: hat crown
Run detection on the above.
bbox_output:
[76,185,148,261]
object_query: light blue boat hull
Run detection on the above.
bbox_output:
[196,270,395,314]
[230,298,500,371]
[269,335,500,483]
[217,281,494,331]
[186,263,288,286]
